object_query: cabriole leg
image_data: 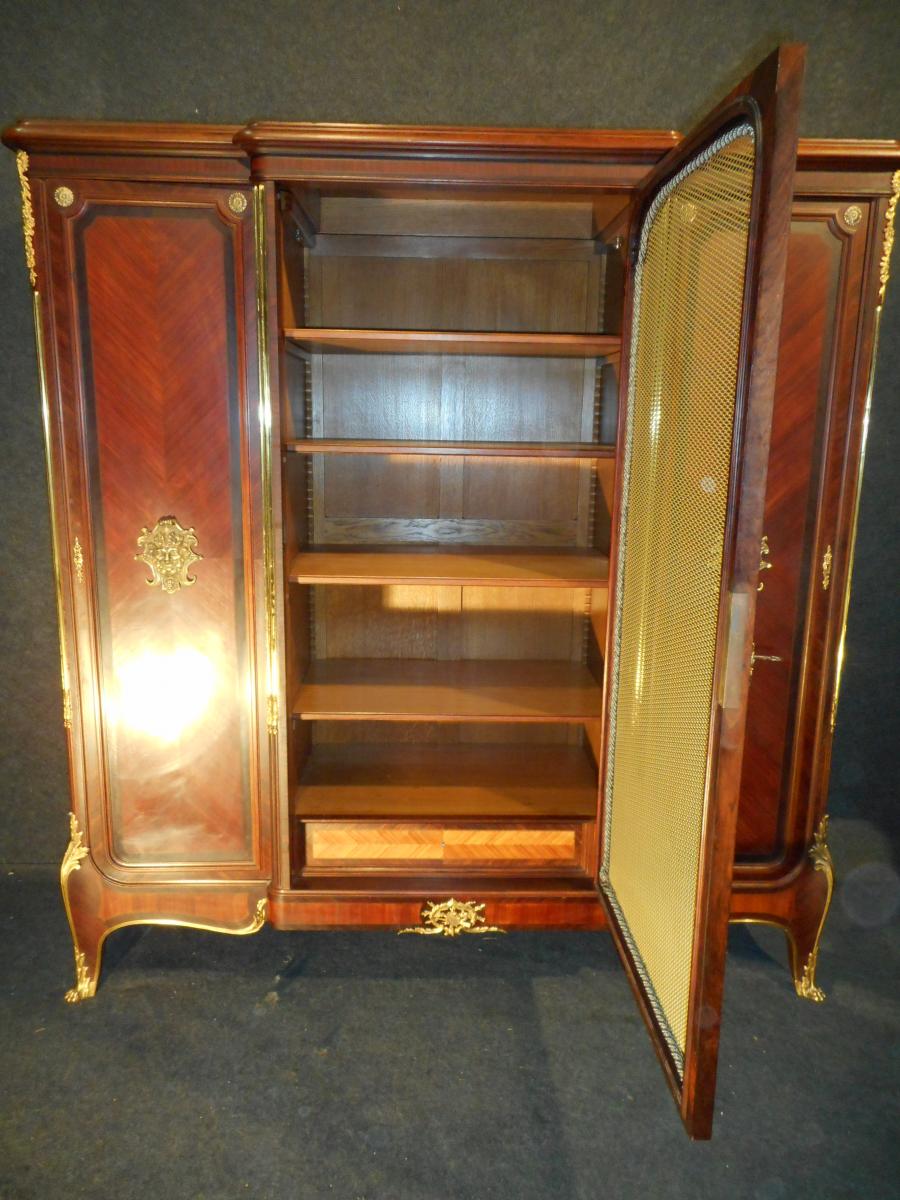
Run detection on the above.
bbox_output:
[58,812,269,1001]
[731,815,834,1002]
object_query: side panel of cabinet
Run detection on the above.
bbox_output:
[734,197,873,876]
[40,177,271,880]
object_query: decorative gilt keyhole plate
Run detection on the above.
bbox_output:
[135,516,202,594]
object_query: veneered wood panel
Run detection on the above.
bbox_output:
[315,584,446,660]
[459,585,590,661]
[295,658,602,722]
[286,439,614,458]
[318,196,596,238]
[310,720,578,748]
[304,821,581,869]
[291,547,607,587]
[735,213,842,864]
[315,260,596,331]
[271,892,608,931]
[443,827,577,864]
[319,354,443,520]
[76,203,254,865]
[312,582,590,660]
[314,235,601,261]
[294,743,598,817]
[315,354,598,542]
[289,330,616,355]
[307,824,443,865]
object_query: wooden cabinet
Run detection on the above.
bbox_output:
[730,146,899,1001]
[5,45,897,1138]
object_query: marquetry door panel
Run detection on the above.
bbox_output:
[599,47,804,1138]
[45,181,268,875]
[735,201,872,872]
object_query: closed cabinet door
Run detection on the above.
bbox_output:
[599,46,805,1137]
[735,195,875,872]
[41,179,272,881]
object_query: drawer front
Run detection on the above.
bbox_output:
[304,821,583,870]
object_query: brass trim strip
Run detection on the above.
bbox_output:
[729,915,805,988]
[729,916,820,1001]
[19,162,69,723]
[831,172,899,730]
[795,815,834,1002]
[102,897,268,941]
[252,183,279,736]
[60,813,90,1002]
[831,318,875,731]
[33,291,73,729]
[821,544,832,591]
[877,169,900,306]
[68,899,269,1008]
[757,533,772,591]
[16,151,36,288]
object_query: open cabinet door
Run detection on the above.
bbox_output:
[599,45,805,1138]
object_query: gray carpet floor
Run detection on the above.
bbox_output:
[2,819,897,1200]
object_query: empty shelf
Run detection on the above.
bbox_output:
[284,328,621,357]
[294,743,599,819]
[289,546,609,588]
[294,659,603,722]
[284,438,615,459]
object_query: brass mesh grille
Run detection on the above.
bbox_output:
[601,126,756,1073]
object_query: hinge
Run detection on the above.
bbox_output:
[757,535,772,591]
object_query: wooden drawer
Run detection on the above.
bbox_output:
[303,821,585,871]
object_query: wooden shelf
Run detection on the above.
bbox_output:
[294,659,603,722]
[284,438,615,460]
[294,744,599,818]
[289,546,609,588]
[284,327,620,358]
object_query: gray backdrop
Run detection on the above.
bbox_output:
[1,0,897,867]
